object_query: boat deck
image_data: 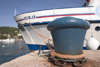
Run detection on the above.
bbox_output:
[0,50,100,67]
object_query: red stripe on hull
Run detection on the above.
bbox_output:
[36,14,95,18]
[16,13,95,22]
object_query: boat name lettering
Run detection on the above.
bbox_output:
[24,15,36,20]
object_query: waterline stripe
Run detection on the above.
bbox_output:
[27,44,87,51]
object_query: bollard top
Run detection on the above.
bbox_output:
[47,17,90,31]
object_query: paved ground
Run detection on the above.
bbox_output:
[0,50,100,67]
[83,50,100,67]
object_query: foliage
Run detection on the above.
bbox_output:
[18,35,23,39]
[0,35,8,39]
[0,26,19,39]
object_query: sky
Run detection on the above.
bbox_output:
[0,0,85,27]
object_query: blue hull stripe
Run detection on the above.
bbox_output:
[23,22,49,26]
[23,20,100,26]
[27,44,49,50]
[27,44,87,50]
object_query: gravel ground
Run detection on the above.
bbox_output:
[0,50,100,67]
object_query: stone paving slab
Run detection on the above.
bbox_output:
[0,50,100,67]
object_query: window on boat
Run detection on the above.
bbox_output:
[95,26,100,31]
[18,24,25,31]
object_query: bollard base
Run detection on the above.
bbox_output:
[49,56,87,67]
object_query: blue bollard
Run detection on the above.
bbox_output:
[47,17,90,55]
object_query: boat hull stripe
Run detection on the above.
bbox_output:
[16,19,24,22]
[27,44,49,50]
[27,44,87,51]
[23,20,100,26]
[23,22,49,26]
[36,13,95,18]
[16,13,95,22]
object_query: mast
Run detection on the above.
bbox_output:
[14,7,18,16]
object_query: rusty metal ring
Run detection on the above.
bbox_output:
[73,61,84,67]
[54,61,66,66]
[73,58,87,67]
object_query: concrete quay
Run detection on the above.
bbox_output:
[0,50,100,67]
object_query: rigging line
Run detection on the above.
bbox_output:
[15,0,31,8]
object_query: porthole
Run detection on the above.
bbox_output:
[95,26,100,31]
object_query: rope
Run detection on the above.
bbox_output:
[29,22,85,59]
[29,23,53,51]
[36,38,51,67]
[29,23,53,41]
[36,45,42,67]
[51,51,85,59]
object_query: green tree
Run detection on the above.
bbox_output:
[0,35,8,39]
[18,35,23,39]
[0,26,19,38]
